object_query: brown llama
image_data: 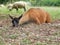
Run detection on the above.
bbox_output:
[9,8,51,27]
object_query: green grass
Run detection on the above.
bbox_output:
[41,6,60,20]
[0,36,6,45]
[0,6,60,20]
[35,41,47,45]
[20,38,32,45]
[8,34,19,39]
[0,7,24,15]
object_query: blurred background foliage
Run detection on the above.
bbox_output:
[0,0,60,6]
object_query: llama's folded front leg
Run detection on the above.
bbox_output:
[35,17,41,24]
[23,7,26,11]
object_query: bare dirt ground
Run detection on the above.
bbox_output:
[0,16,60,45]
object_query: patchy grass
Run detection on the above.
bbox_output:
[35,41,47,45]
[8,34,19,39]
[0,36,5,45]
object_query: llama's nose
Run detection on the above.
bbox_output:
[13,24,18,27]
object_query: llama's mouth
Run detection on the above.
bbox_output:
[12,24,18,27]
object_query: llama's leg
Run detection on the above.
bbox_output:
[23,7,26,11]
[35,17,41,24]
[9,8,12,11]
[46,13,51,23]
[16,8,18,11]
[15,7,18,11]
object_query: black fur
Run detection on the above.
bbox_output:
[9,15,22,27]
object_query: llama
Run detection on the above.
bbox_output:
[7,1,30,11]
[9,8,51,27]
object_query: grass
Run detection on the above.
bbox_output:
[22,38,31,44]
[41,6,60,20]
[36,41,47,45]
[8,34,19,39]
[0,36,5,45]
[0,7,24,15]
[0,6,60,20]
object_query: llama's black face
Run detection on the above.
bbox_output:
[9,15,22,27]
[12,18,19,27]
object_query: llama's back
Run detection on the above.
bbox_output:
[13,2,25,8]
[27,8,51,23]
[19,8,51,25]
[13,1,28,7]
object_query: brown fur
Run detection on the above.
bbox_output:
[19,8,51,25]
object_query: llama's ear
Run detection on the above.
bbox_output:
[9,15,13,19]
[18,14,23,20]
